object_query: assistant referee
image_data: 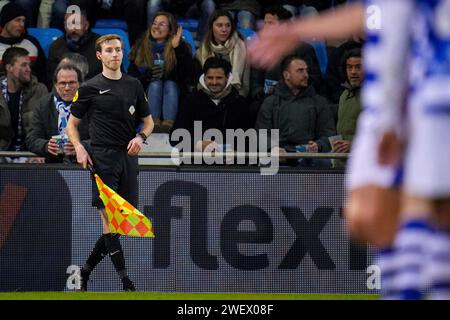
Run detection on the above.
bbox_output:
[67,34,154,291]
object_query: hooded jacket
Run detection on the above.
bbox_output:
[256,81,336,151]
[170,75,250,149]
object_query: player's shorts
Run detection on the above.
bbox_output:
[346,111,399,190]
[403,77,450,198]
[85,142,139,209]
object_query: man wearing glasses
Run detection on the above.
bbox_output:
[27,63,86,163]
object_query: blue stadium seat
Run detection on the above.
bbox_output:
[94,19,128,31]
[182,29,196,56]
[27,28,63,58]
[308,40,328,75]
[238,28,255,41]
[177,19,198,32]
[92,28,131,71]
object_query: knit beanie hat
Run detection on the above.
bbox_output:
[0,3,26,27]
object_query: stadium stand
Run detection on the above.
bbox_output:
[182,29,196,56]
[239,28,256,41]
[27,27,63,58]
[176,18,199,32]
[94,18,128,31]
[308,40,329,75]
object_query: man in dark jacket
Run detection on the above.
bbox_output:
[256,55,335,166]
[26,63,89,163]
[170,56,250,160]
[0,47,48,156]
[47,10,101,87]
[249,5,322,126]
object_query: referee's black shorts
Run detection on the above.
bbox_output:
[87,144,139,209]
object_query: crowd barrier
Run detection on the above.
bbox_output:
[0,165,376,293]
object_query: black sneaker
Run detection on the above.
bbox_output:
[122,277,136,291]
[78,270,89,291]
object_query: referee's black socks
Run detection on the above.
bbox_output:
[104,233,128,278]
[81,234,108,278]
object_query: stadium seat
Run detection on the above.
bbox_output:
[92,28,131,71]
[94,19,128,31]
[238,28,255,41]
[182,29,196,56]
[27,28,63,58]
[177,19,198,32]
[308,40,328,75]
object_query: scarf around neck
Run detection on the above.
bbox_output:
[53,95,71,136]
[197,32,248,94]
[198,73,234,103]
[2,77,24,151]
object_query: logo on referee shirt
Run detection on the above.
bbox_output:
[72,90,78,103]
[129,105,135,115]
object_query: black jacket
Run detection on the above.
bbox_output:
[47,32,102,85]
[170,86,250,150]
[26,92,89,162]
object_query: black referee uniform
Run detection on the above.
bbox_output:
[71,72,149,291]
[71,73,150,208]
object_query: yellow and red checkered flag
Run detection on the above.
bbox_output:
[94,174,154,238]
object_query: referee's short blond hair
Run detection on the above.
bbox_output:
[95,34,124,52]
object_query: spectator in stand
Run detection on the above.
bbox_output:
[324,35,363,104]
[0,2,47,82]
[249,5,322,126]
[128,12,194,133]
[170,56,250,156]
[59,52,89,81]
[281,1,318,18]
[51,1,147,46]
[255,55,335,167]
[0,0,42,27]
[26,63,88,163]
[196,9,249,97]
[214,0,260,30]
[332,48,362,168]
[37,0,53,27]
[0,47,47,159]
[147,0,215,42]
[47,10,101,86]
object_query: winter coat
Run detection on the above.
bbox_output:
[255,81,336,151]
[25,92,89,161]
[0,76,48,150]
[47,32,102,85]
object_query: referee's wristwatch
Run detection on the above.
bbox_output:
[137,132,148,144]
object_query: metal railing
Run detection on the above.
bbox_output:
[0,150,349,160]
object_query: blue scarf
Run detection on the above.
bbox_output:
[54,95,71,136]
[2,78,24,151]
[152,40,165,60]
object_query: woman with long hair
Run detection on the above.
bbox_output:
[196,9,250,97]
[128,11,194,132]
